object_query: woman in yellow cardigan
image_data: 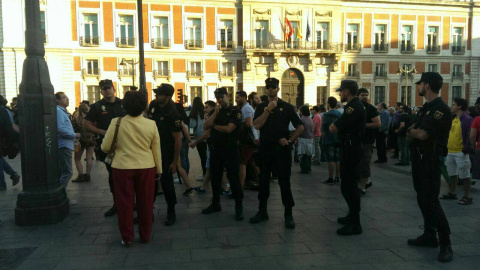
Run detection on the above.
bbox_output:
[102,91,162,246]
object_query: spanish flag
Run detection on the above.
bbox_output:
[296,24,303,39]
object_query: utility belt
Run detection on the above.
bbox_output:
[341,134,362,148]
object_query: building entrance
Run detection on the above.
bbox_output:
[281,68,304,107]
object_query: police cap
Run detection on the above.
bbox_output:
[214,87,228,98]
[415,72,443,85]
[99,79,114,89]
[265,78,279,89]
[129,86,138,91]
[335,80,358,94]
[153,83,175,96]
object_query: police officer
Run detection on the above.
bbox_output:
[406,72,453,262]
[148,83,182,226]
[249,78,304,229]
[85,79,126,217]
[202,87,244,221]
[329,80,366,235]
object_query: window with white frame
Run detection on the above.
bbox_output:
[186,18,202,47]
[190,62,202,76]
[221,62,233,76]
[86,86,101,104]
[255,20,269,48]
[316,22,329,49]
[152,16,169,47]
[347,63,358,77]
[225,86,234,104]
[453,64,462,78]
[156,61,169,76]
[118,15,135,46]
[375,64,386,77]
[219,19,233,48]
[346,24,359,50]
[401,86,413,106]
[428,64,438,73]
[374,24,386,50]
[81,13,99,44]
[427,26,439,49]
[452,86,462,100]
[374,86,386,104]
[452,27,464,53]
[85,59,99,75]
[119,61,134,76]
[317,86,327,105]
[121,86,130,98]
[401,25,413,51]
[190,86,203,100]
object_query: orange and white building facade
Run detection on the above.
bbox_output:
[1,0,479,110]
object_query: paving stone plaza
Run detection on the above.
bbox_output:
[1,151,480,270]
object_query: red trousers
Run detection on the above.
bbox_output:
[113,167,155,243]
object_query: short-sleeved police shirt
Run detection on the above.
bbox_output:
[333,97,366,142]
[361,102,379,144]
[84,98,126,131]
[210,105,241,148]
[148,100,182,147]
[411,97,452,157]
[254,99,302,146]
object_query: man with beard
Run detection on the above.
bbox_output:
[250,78,304,229]
[248,92,261,110]
[407,72,453,262]
[329,80,366,235]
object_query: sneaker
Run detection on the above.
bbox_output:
[195,175,205,181]
[84,175,91,182]
[173,177,180,184]
[194,187,207,194]
[69,200,77,205]
[104,206,117,217]
[221,189,230,196]
[337,223,362,235]
[249,212,269,224]
[285,216,295,229]
[407,234,439,248]
[438,244,453,262]
[72,174,85,183]
[365,182,373,189]
[11,174,20,186]
[323,178,335,185]
[359,189,366,196]
[182,188,194,196]
[121,240,133,248]
[202,204,222,215]
[334,177,340,183]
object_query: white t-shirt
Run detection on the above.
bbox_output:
[241,103,259,140]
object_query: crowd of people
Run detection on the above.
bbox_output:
[1,71,480,263]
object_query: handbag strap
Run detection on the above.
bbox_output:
[107,117,123,156]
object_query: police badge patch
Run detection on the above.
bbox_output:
[434,110,444,119]
[175,120,181,127]
[345,107,354,114]
[237,113,242,120]
[101,105,106,111]
[151,108,155,113]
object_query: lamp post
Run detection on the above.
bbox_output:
[136,0,146,94]
[397,67,417,106]
[15,0,69,225]
[119,58,139,88]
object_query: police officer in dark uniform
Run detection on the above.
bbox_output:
[249,78,304,229]
[202,87,244,221]
[329,80,366,235]
[148,84,182,226]
[406,72,453,262]
[85,79,126,217]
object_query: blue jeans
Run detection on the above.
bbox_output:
[0,156,17,188]
[58,147,73,188]
[181,137,190,174]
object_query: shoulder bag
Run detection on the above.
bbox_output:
[104,117,123,165]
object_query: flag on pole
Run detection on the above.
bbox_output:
[296,24,303,39]
[306,20,311,41]
[284,16,294,41]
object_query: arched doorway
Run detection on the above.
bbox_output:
[281,68,304,107]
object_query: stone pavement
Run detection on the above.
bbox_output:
[1,150,480,270]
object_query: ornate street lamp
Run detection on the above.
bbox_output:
[119,58,139,88]
[397,67,417,106]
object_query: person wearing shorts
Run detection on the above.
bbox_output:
[440,98,473,205]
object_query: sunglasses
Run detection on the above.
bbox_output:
[266,85,277,89]
[102,86,111,90]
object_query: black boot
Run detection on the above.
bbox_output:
[104,205,117,217]
[235,201,244,221]
[250,202,268,224]
[164,207,176,226]
[202,203,222,215]
[337,217,362,236]
[438,244,453,262]
[337,215,355,225]
[407,231,439,248]
[284,208,295,229]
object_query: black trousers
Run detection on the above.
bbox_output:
[196,141,208,176]
[210,146,243,206]
[258,145,295,210]
[339,144,362,220]
[376,131,388,162]
[412,151,451,244]
[155,147,177,211]
[105,163,115,206]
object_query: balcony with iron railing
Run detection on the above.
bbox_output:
[185,39,203,49]
[374,70,388,78]
[373,43,389,53]
[151,38,170,49]
[217,40,236,50]
[79,36,100,47]
[400,73,414,79]
[116,37,136,48]
[219,68,235,82]
[345,71,360,78]
[400,44,415,53]
[345,43,361,52]
[81,68,101,79]
[186,70,203,81]
[243,40,343,52]
[426,45,441,54]
[452,45,465,55]
[153,70,170,80]
[452,71,464,79]
[118,68,134,77]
